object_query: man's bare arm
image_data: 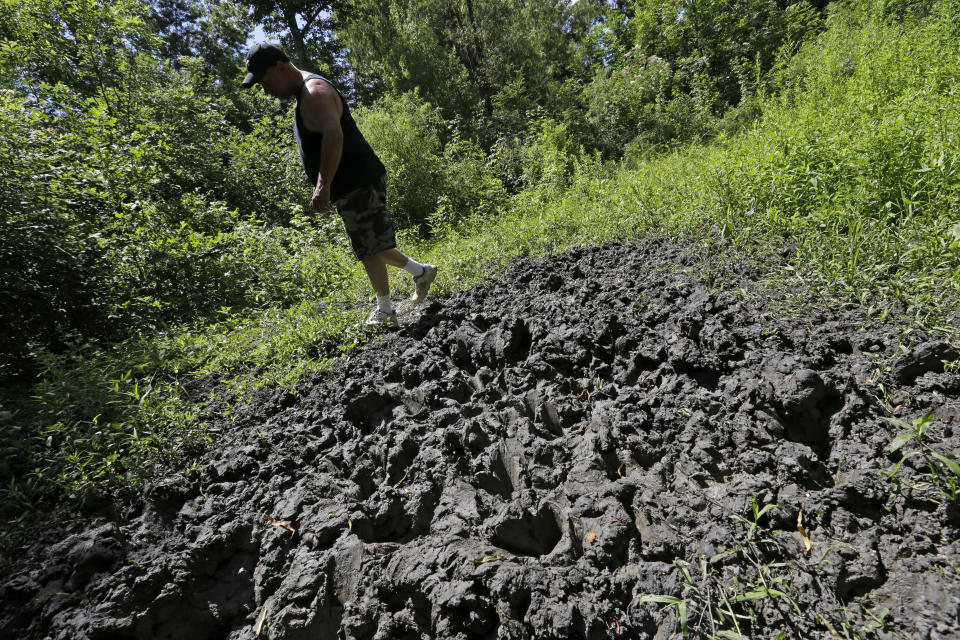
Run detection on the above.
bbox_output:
[300,80,344,212]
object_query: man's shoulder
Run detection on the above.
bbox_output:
[303,75,338,96]
[299,75,343,128]
[303,76,343,110]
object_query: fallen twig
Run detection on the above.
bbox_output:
[267,515,296,537]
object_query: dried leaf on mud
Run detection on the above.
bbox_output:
[797,507,811,555]
[585,532,597,544]
[577,388,591,400]
[470,554,504,565]
[255,605,269,636]
[818,613,846,639]
[602,617,623,634]
[616,461,626,477]
[267,515,296,537]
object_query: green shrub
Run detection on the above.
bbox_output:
[352,91,445,230]
[518,118,587,196]
[428,132,508,236]
[0,87,118,377]
[0,341,204,520]
[353,90,506,234]
[0,54,338,377]
[222,107,308,225]
[707,0,960,301]
[582,49,720,159]
[102,195,353,323]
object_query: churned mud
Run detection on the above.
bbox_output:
[2,240,959,639]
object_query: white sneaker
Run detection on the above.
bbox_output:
[365,308,398,326]
[411,264,438,304]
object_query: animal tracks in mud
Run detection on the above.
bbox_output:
[2,240,959,640]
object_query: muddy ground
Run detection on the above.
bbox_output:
[2,240,959,639]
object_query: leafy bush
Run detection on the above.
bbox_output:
[0,350,205,515]
[222,107,308,225]
[353,92,446,230]
[0,52,347,379]
[583,51,704,157]
[626,0,826,109]
[103,195,353,322]
[353,91,506,233]
[518,118,588,195]
[708,0,960,300]
[0,87,118,377]
[428,133,508,236]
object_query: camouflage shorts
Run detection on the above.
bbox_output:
[334,175,397,261]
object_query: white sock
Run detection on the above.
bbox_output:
[403,258,425,278]
[377,295,394,313]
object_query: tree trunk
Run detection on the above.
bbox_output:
[447,0,493,116]
[283,9,310,68]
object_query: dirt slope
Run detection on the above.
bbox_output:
[2,240,959,639]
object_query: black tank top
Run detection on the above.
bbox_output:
[294,74,385,201]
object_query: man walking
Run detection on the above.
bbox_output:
[240,43,437,326]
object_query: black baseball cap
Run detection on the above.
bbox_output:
[240,43,289,88]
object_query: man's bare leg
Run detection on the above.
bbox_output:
[362,253,390,297]
[363,248,437,312]
[378,248,410,269]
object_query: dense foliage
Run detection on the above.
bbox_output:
[1,0,958,539]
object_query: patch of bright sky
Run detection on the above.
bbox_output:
[247,24,269,47]
[246,9,320,48]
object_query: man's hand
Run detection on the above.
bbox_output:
[312,182,332,213]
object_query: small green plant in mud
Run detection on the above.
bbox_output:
[862,354,894,411]
[638,553,799,639]
[885,412,960,504]
[817,606,890,640]
[638,498,801,639]
[944,357,960,375]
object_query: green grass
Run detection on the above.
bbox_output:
[2,0,959,538]
[637,497,802,639]
[885,412,960,505]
